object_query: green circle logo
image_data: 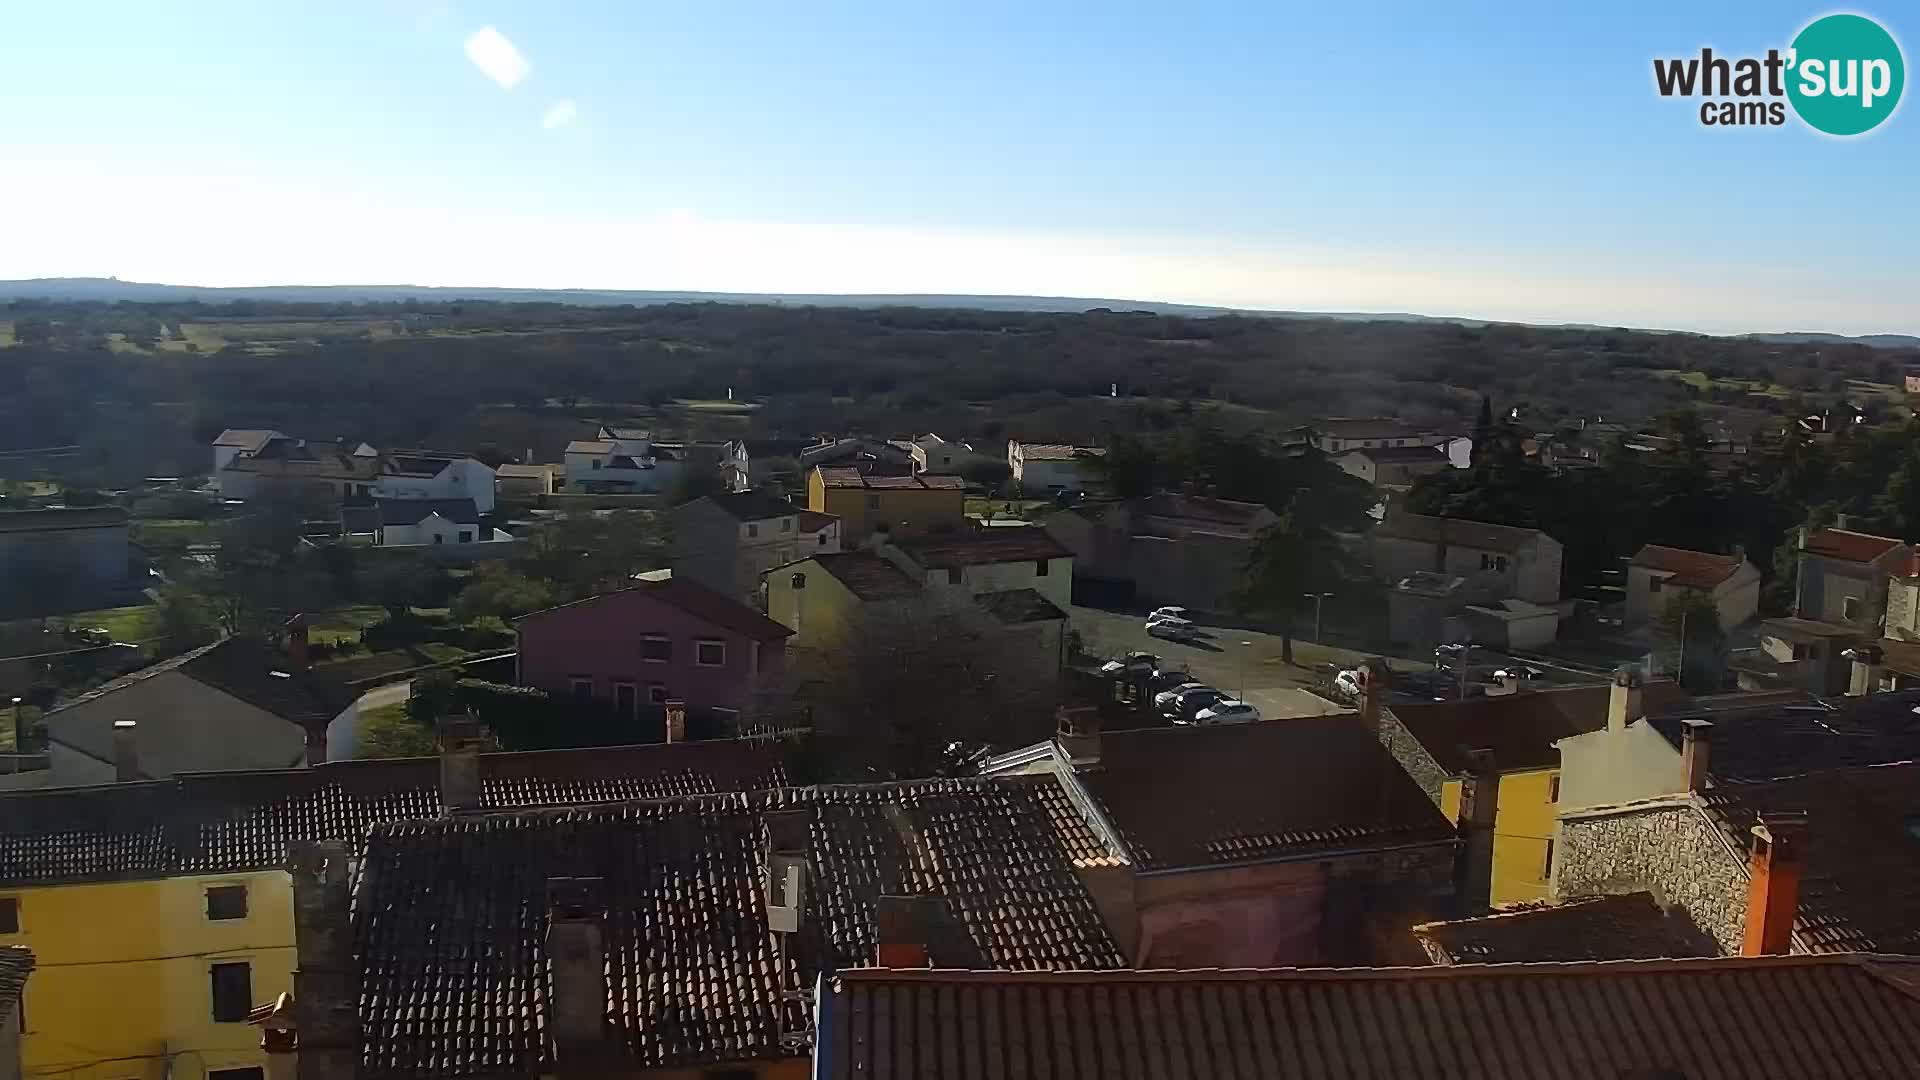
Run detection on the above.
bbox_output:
[1787,13,1905,135]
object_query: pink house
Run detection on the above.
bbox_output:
[514,579,793,729]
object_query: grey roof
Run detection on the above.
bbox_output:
[1644,688,1920,782]
[377,498,480,526]
[698,491,798,522]
[1412,892,1716,964]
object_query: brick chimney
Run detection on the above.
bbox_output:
[1055,705,1101,767]
[112,719,139,782]
[545,877,608,1052]
[875,894,933,969]
[301,719,329,766]
[664,699,686,745]
[1607,667,1644,736]
[1741,811,1809,957]
[437,715,486,813]
[1455,748,1500,915]
[1680,719,1712,793]
[290,841,358,1080]
[1846,644,1884,697]
[284,614,310,673]
[1356,659,1389,740]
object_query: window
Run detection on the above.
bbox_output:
[210,1069,265,1080]
[1844,595,1862,621]
[1546,773,1561,803]
[458,530,474,543]
[818,533,828,546]
[646,683,668,705]
[614,682,638,719]
[1479,553,1509,572]
[210,962,252,1023]
[780,518,792,532]
[0,897,16,934]
[747,523,759,538]
[1034,559,1049,576]
[1541,839,1556,881]
[591,459,601,469]
[713,707,740,733]
[205,885,248,921]
[1648,578,1663,594]
[432,534,444,544]
[866,494,881,510]
[641,635,672,662]
[570,677,594,701]
[695,640,726,667]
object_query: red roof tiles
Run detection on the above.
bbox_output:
[1412,892,1715,964]
[1804,527,1905,564]
[1631,544,1747,588]
[893,533,1070,569]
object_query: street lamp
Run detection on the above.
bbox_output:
[1302,592,1334,644]
[9,697,22,754]
[1238,640,1254,700]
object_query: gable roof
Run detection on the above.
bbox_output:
[816,955,1920,1080]
[891,532,1069,569]
[380,450,467,478]
[599,426,651,441]
[0,739,790,887]
[353,776,1125,1076]
[1644,688,1920,782]
[213,428,282,451]
[973,588,1066,624]
[565,439,616,455]
[1065,717,1456,872]
[1412,892,1717,964]
[1136,492,1274,528]
[1013,442,1104,461]
[1632,544,1748,588]
[1390,681,1691,774]
[493,463,556,479]
[1804,527,1905,564]
[795,509,838,534]
[1702,762,1920,954]
[1372,511,1549,554]
[800,552,922,601]
[814,466,963,491]
[377,498,479,526]
[696,490,798,522]
[517,580,794,643]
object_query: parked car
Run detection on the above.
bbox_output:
[1099,651,1161,676]
[1194,700,1261,725]
[1148,606,1192,624]
[1164,686,1225,720]
[1152,682,1208,710]
[1332,669,1363,701]
[1146,618,1200,642]
[1144,669,1195,694]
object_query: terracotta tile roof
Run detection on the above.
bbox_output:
[516,579,794,642]
[0,946,31,1005]
[816,956,1920,1080]
[0,740,789,887]
[816,466,963,491]
[1412,892,1716,964]
[892,533,1070,569]
[1703,762,1920,954]
[0,506,129,534]
[698,490,798,522]
[1389,681,1691,774]
[1069,717,1456,871]
[1631,544,1747,588]
[1804,527,1905,564]
[353,776,1125,1076]
[795,509,838,534]
[1644,688,1920,782]
[1372,511,1549,554]
[973,588,1066,625]
[1014,442,1105,461]
[1761,615,1866,640]
[807,552,923,602]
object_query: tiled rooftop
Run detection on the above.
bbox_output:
[815,466,963,491]
[807,552,923,602]
[0,740,790,887]
[1643,688,1920,782]
[1372,511,1548,554]
[816,956,1920,1080]
[516,579,795,643]
[1389,681,1690,774]
[1069,718,1456,871]
[892,533,1070,569]
[1631,544,1747,588]
[973,588,1066,625]
[1804,527,1904,564]
[1412,892,1716,964]
[353,776,1125,1076]
[1014,443,1104,461]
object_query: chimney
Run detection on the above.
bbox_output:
[875,895,932,969]
[1456,748,1500,915]
[302,719,329,765]
[762,810,810,935]
[285,614,310,672]
[1741,811,1809,956]
[1731,543,1746,564]
[664,699,686,744]
[290,841,358,1080]
[1356,658,1389,740]
[1846,644,1884,696]
[1796,525,1810,551]
[1607,667,1644,735]
[1680,718,1713,793]
[1835,513,1853,531]
[545,877,608,1051]
[1055,706,1101,767]
[437,715,485,813]
[112,719,139,782]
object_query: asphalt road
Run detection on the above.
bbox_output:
[1068,606,1417,719]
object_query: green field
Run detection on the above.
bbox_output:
[0,321,16,346]
[61,605,155,644]
[308,605,387,646]
[355,701,435,759]
[673,398,760,413]
[1652,369,1791,399]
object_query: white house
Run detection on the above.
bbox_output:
[1008,441,1105,494]
[910,433,995,475]
[377,450,497,514]
[1625,545,1761,630]
[563,426,716,494]
[372,498,511,548]
[210,431,494,511]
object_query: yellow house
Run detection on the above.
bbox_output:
[805,466,964,541]
[763,551,923,650]
[0,742,792,1080]
[1379,680,1688,908]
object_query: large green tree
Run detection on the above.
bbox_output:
[1231,502,1352,664]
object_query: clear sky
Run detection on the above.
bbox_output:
[2,1,1914,334]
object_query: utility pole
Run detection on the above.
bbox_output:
[1303,591,1334,643]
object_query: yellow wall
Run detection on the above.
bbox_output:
[763,557,864,650]
[1439,767,1558,907]
[806,471,963,540]
[3,872,294,1080]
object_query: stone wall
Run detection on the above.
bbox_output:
[1557,802,1746,955]
[1378,713,1450,806]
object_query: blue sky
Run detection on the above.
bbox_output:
[1,1,1914,334]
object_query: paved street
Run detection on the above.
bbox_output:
[1068,606,1424,718]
